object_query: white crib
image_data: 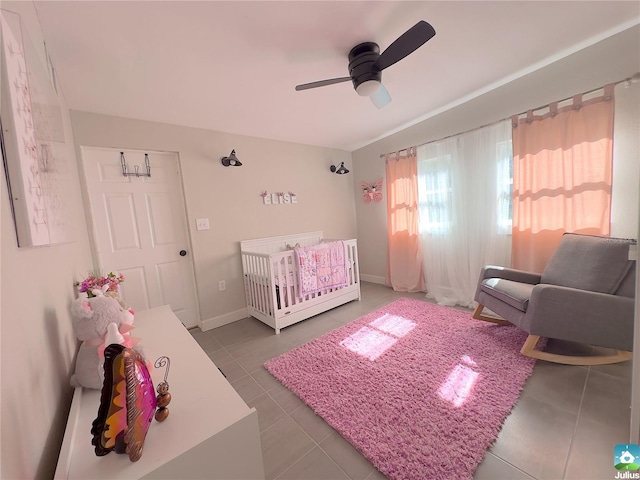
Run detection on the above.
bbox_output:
[240,231,361,334]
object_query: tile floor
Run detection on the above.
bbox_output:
[190,282,633,480]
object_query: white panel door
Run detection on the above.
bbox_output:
[81,147,199,328]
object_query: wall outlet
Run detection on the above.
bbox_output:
[196,218,210,231]
[218,280,226,291]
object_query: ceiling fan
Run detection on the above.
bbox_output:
[295,20,436,109]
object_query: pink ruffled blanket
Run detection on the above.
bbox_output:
[295,241,348,296]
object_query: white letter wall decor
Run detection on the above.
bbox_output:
[261,191,297,205]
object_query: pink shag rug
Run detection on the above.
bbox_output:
[264,297,541,480]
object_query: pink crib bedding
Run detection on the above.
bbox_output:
[294,241,348,296]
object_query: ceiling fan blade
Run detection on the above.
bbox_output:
[374,20,436,71]
[370,83,391,109]
[295,77,351,91]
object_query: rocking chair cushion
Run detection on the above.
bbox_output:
[480,278,535,312]
[541,233,634,294]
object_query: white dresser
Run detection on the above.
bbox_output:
[55,305,264,479]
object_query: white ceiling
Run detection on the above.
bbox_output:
[33,1,640,151]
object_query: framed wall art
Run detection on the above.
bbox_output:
[1,9,73,247]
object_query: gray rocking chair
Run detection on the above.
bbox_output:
[473,233,636,365]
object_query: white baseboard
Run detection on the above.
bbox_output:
[360,274,386,285]
[199,274,386,331]
[200,307,249,332]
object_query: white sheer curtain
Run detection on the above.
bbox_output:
[417,120,512,307]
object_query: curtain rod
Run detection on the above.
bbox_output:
[381,148,410,159]
[379,75,637,159]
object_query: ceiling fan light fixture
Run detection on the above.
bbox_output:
[355,79,382,97]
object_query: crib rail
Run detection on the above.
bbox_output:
[240,231,323,255]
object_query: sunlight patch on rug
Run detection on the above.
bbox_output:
[340,326,397,361]
[264,298,541,480]
[438,355,479,408]
[339,313,416,361]
[370,313,416,337]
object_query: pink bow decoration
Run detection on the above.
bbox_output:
[85,323,140,359]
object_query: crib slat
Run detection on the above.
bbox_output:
[283,254,293,307]
[245,253,254,308]
[242,253,251,306]
[291,251,300,302]
[282,258,290,308]
[271,259,282,310]
[282,256,291,308]
[251,255,258,312]
[248,254,258,310]
[252,254,261,312]
[262,256,271,314]
[257,256,265,314]
[270,256,280,312]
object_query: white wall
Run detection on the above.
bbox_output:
[611,81,640,239]
[69,111,357,328]
[634,171,640,443]
[352,25,640,281]
[1,3,94,479]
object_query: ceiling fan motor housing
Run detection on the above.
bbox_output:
[348,42,382,93]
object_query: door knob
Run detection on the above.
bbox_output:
[179,250,187,256]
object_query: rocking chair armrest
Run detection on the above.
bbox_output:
[523,284,635,351]
[477,266,542,285]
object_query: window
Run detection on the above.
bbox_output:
[496,140,513,234]
[418,139,513,236]
[418,154,452,235]
[415,119,513,306]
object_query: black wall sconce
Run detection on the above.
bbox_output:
[330,162,349,175]
[221,149,242,167]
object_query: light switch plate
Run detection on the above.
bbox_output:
[196,218,210,231]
